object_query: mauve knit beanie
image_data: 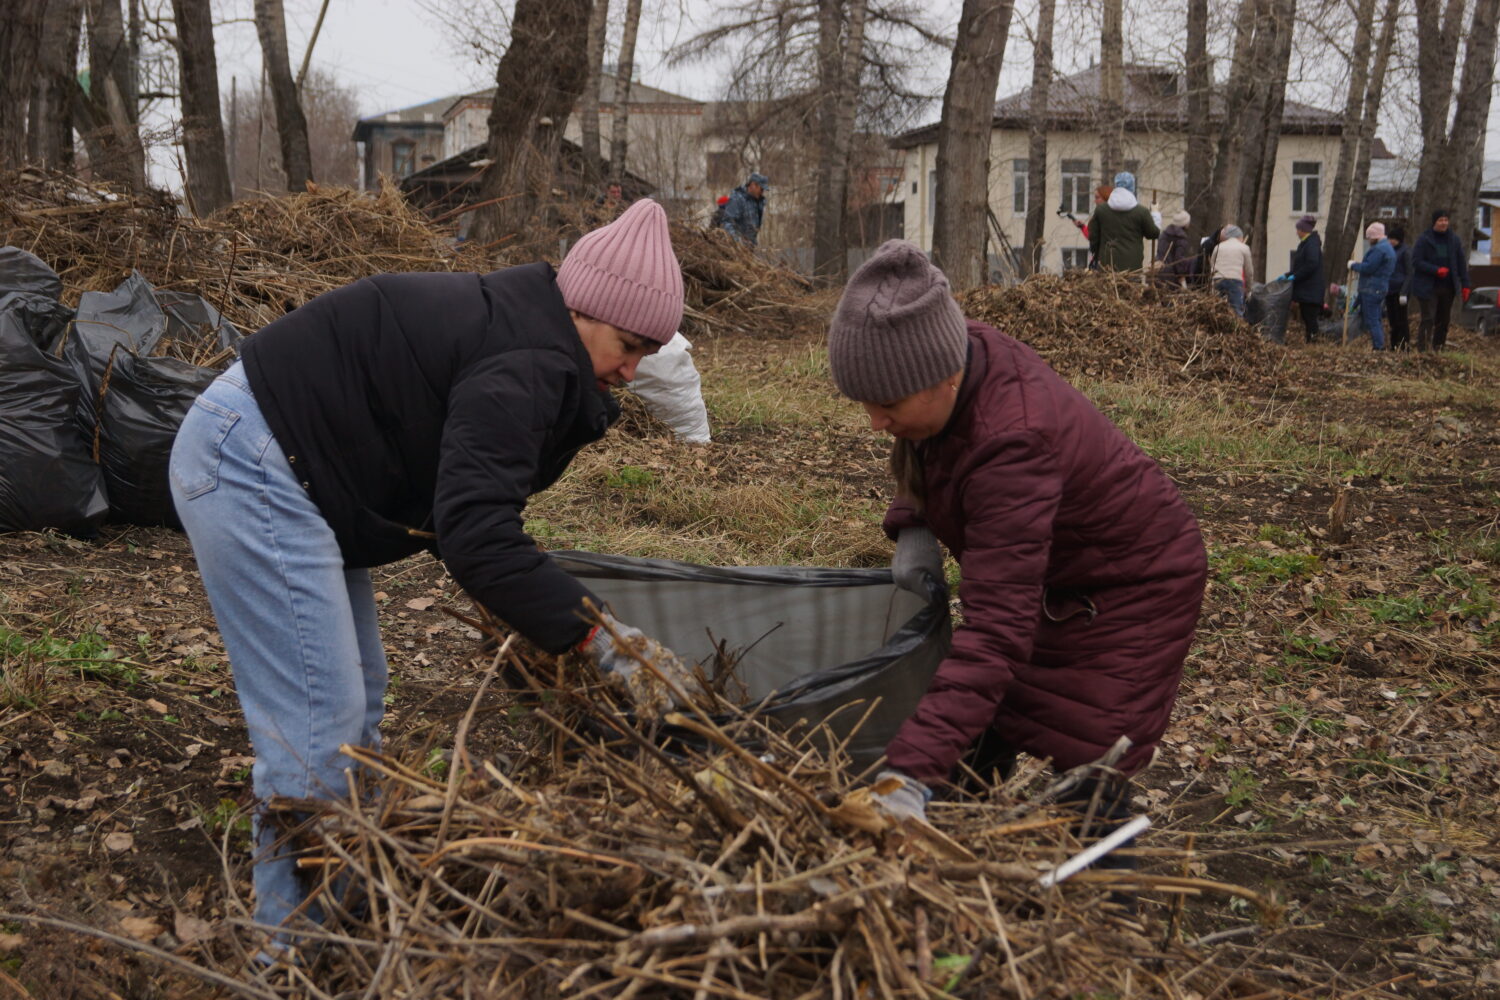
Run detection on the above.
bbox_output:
[1295,214,1317,233]
[556,198,683,344]
[827,240,967,403]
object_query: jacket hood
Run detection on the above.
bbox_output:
[1107,187,1138,211]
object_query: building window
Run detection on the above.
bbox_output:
[1479,204,1492,230]
[928,169,937,222]
[1012,159,1028,215]
[911,180,917,195]
[1060,159,1092,215]
[1378,206,1397,218]
[1291,161,1320,214]
[1061,247,1090,271]
[392,141,415,178]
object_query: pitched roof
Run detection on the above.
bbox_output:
[440,79,702,121]
[890,64,1343,148]
[352,95,453,141]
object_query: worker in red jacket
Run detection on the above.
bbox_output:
[827,240,1207,824]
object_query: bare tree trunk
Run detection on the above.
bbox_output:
[1022,0,1056,275]
[253,0,313,191]
[1098,0,1123,181]
[1183,0,1211,245]
[932,0,1015,291]
[1240,0,1295,277]
[1413,0,1498,256]
[812,0,869,282]
[2,1,48,167]
[83,0,146,190]
[29,0,81,168]
[1204,0,1261,230]
[580,0,609,184]
[471,0,591,243]
[608,0,641,180]
[1322,0,1376,286]
[172,0,232,214]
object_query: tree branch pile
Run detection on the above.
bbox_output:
[960,272,1286,384]
[224,633,1282,999]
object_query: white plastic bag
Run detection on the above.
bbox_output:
[629,332,711,443]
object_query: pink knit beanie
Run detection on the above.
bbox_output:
[556,198,683,344]
[827,239,968,403]
[1365,221,1386,240]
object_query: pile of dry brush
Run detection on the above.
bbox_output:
[0,168,831,343]
[962,273,1287,384]
[215,630,1282,1000]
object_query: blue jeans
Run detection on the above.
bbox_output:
[1359,290,1386,350]
[1215,278,1245,317]
[169,362,387,937]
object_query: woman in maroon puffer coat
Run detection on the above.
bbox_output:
[827,240,1207,822]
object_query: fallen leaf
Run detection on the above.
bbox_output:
[0,932,22,953]
[405,596,436,611]
[174,911,214,944]
[145,698,169,714]
[103,831,134,852]
[119,916,162,941]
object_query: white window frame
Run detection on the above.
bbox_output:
[1012,159,1028,216]
[1060,159,1092,216]
[1291,161,1321,214]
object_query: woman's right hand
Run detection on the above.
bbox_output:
[892,527,944,595]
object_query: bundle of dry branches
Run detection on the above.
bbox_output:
[232,634,1281,999]
[961,273,1287,384]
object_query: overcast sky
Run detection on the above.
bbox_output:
[198,0,1497,171]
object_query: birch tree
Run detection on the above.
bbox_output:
[173,0,233,213]
[1098,0,1123,182]
[1322,0,1397,286]
[608,0,642,181]
[83,0,146,191]
[1021,0,1056,274]
[812,0,869,282]
[253,0,313,190]
[580,0,609,184]
[931,0,1015,291]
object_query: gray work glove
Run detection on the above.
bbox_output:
[1399,295,1407,306]
[581,613,694,716]
[870,769,931,823]
[891,526,944,595]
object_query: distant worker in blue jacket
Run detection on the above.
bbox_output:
[722,172,769,246]
[1348,221,1396,350]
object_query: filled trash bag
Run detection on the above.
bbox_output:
[0,291,72,352]
[629,333,710,443]
[0,295,108,537]
[91,351,217,529]
[1245,278,1293,344]
[555,551,951,772]
[0,246,64,303]
[62,272,229,528]
[156,289,243,356]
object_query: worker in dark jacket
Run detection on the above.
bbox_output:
[1277,214,1325,343]
[169,199,688,951]
[1154,210,1193,288]
[722,172,769,245]
[1087,172,1161,270]
[1409,209,1473,351]
[1385,223,1412,351]
[826,240,1207,825]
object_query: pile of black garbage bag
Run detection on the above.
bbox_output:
[0,246,241,537]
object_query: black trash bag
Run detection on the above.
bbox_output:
[0,290,73,352]
[0,246,64,302]
[554,552,952,773]
[1245,279,1294,344]
[63,272,227,528]
[92,351,217,528]
[156,289,243,356]
[0,298,108,537]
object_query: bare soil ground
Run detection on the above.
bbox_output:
[2,321,1497,998]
